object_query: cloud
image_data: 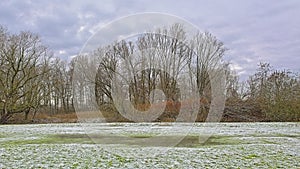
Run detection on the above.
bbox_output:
[0,0,299,80]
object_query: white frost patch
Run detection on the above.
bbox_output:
[0,122,299,168]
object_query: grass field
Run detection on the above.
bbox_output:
[0,123,299,168]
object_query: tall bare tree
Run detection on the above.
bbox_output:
[0,28,51,123]
[93,23,228,122]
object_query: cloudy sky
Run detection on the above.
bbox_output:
[1,0,299,80]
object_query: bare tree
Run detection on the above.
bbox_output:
[0,29,51,123]
[189,32,227,99]
[93,23,228,122]
[245,63,300,121]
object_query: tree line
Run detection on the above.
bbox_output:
[0,24,299,124]
[0,26,74,123]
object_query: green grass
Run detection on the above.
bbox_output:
[1,131,299,148]
[250,133,300,138]
[129,134,154,138]
[1,134,93,145]
[243,154,260,159]
[0,134,7,138]
[274,133,299,138]
[176,135,246,147]
[1,133,248,147]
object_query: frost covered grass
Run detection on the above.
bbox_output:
[0,123,299,168]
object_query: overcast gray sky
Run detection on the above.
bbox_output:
[1,0,299,80]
